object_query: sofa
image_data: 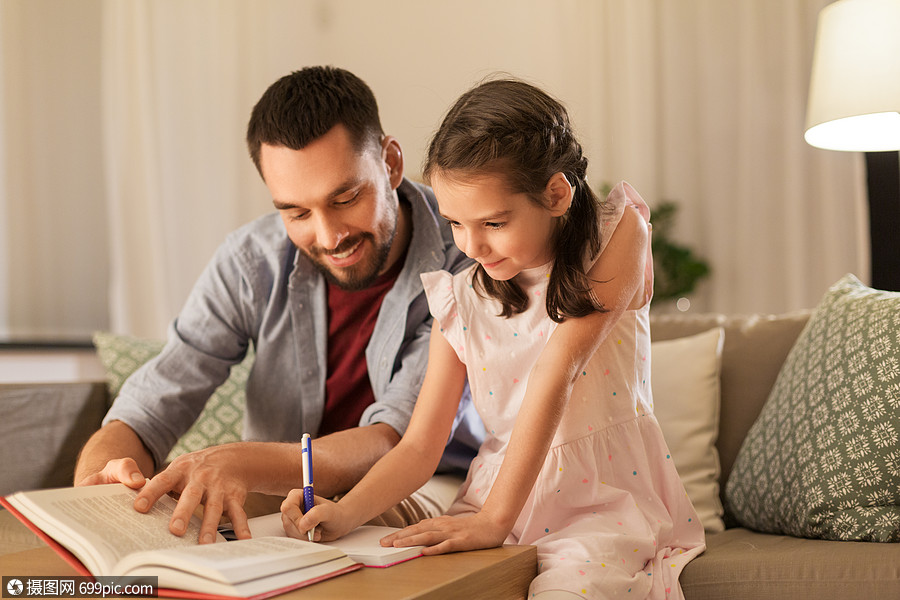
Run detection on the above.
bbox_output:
[653,311,900,600]
[2,274,899,598]
[651,274,900,599]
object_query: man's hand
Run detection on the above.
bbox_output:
[378,512,509,555]
[75,457,147,489]
[75,422,403,545]
[134,444,257,544]
[74,421,156,488]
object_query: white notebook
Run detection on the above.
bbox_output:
[245,512,424,567]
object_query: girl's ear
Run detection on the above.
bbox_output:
[544,172,574,217]
[381,136,404,190]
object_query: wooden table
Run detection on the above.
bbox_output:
[0,543,536,600]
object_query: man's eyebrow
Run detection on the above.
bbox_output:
[272,199,300,210]
[271,178,363,211]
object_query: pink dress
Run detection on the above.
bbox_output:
[421,182,705,599]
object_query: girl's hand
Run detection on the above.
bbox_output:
[280,489,355,543]
[379,512,509,555]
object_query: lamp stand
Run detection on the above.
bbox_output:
[865,150,900,292]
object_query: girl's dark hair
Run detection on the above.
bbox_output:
[246,66,384,176]
[424,78,608,322]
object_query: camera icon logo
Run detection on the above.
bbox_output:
[6,578,24,596]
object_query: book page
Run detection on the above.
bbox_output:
[6,484,205,575]
[52,490,202,553]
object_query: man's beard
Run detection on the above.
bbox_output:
[300,180,400,291]
[303,229,395,291]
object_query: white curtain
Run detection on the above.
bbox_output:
[575,0,868,313]
[0,0,108,341]
[2,0,867,340]
[101,0,276,337]
[0,4,8,340]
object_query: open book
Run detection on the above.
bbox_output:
[1,484,419,599]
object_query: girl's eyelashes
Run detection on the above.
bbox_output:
[445,219,505,230]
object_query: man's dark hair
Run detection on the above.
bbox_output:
[246,66,384,176]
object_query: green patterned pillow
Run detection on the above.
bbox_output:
[92,332,252,462]
[725,274,900,541]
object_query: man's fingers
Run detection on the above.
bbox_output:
[77,458,146,488]
[225,498,251,540]
[199,493,225,544]
[115,457,147,489]
[162,485,203,537]
[134,466,189,512]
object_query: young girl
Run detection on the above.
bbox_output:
[282,79,705,599]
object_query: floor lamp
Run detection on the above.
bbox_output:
[804,0,900,292]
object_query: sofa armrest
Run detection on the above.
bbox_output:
[0,382,108,495]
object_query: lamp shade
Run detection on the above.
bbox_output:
[804,0,900,151]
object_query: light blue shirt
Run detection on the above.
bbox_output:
[104,179,483,470]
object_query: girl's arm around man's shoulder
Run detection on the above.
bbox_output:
[543,204,649,384]
[589,203,650,314]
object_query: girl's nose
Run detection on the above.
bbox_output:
[462,231,487,261]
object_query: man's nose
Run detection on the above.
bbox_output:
[315,214,349,250]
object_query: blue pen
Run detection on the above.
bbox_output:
[301,433,315,542]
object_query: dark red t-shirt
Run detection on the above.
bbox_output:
[319,257,405,436]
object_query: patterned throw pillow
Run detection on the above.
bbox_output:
[92,332,251,462]
[725,274,900,541]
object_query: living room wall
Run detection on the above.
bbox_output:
[0,0,866,341]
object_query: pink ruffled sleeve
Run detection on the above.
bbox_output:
[420,269,467,363]
[596,181,655,306]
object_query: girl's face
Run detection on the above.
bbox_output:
[432,171,569,281]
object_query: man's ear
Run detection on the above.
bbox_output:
[381,136,404,190]
[544,172,574,217]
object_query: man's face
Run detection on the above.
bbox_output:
[261,125,403,290]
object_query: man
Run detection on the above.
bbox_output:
[74,66,481,544]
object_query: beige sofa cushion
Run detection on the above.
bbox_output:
[650,310,810,524]
[652,327,725,532]
[681,526,900,600]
